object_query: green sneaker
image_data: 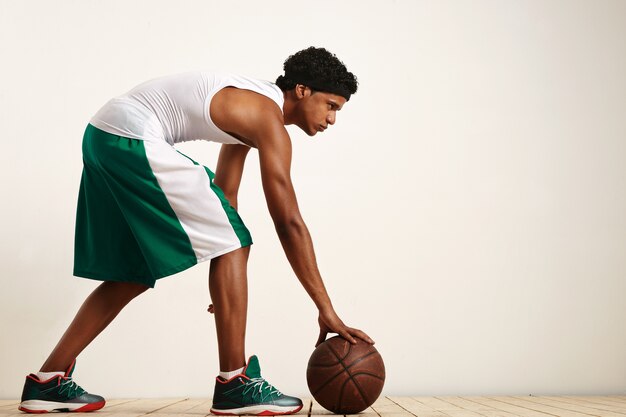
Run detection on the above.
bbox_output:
[19,360,105,413]
[211,355,303,416]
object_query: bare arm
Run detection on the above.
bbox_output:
[253,111,373,346]
[210,88,373,346]
[257,125,331,311]
[214,144,250,209]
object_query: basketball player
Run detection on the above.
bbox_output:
[18,47,374,415]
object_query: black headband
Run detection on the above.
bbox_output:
[285,71,352,101]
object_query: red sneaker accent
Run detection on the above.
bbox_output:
[256,404,303,416]
[17,406,49,414]
[74,400,106,412]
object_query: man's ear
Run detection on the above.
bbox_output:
[294,84,311,99]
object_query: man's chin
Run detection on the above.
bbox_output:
[298,124,319,136]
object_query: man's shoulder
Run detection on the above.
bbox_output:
[211,88,286,147]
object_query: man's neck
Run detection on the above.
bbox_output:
[282,90,297,126]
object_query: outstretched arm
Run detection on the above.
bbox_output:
[254,111,374,347]
[209,89,373,346]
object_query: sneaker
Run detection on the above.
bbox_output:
[18,359,106,413]
[211,355,303,416]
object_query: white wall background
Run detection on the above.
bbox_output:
[1,0,625,399]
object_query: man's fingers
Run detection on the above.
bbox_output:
[316,330,327,347]
[340,328,357,344]
[351,328,375,344]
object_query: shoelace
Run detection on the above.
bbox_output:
[57,378,86,398]
[245,377,282,399]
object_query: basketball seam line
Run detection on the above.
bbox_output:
[327,343,369,406]
[311,349,380,395]
[311,342,353,395]
[338,372,356,411]
[347,371,385,381]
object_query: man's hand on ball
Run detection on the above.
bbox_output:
[316,308,375,347]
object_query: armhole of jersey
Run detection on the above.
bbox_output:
[204,81,284,147]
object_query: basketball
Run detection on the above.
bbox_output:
[306,336,385,414]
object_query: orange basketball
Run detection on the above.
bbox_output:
[306,336,385,414]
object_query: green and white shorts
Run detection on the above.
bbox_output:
[73,124,252,287]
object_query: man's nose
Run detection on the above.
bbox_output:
[327,112,336,125]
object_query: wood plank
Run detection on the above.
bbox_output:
[446,396,519,417]
[151,398,209,414]
[6,396,626,416]
[314,396,406,417]
[149,414,201,417]
[414,397,465,411]
[346,406,380,417]
[94,398,146,417]
[103,398,141,408]
[102,398,142,409]
[474,410,531,417]
[437,397,500,417]
[444,397,505,412]
[373,397,398,407]
[177,398,214,415]
[0,404,19,412]
[560,397,626,410]
[465,396,558,417]
[593,397,626,410]
[372,397,415,417]
[445,411,496,417]
[596,396,626,408]
[297,398,312,416]
[521,396,626,417]
[388,396,449,416]
[595,398,626,405]
[444,399,517,417]
[345,397,392,417]
[549,396,624,410]
[371,413,412,417]
[99,397,187,414]
[497,396,601,417]
[569,395,626,407]
[488,396,576,417]
[311,398,335,416]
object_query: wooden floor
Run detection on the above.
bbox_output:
[1,396,626,417]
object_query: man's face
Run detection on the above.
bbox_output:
[296,87,347,136]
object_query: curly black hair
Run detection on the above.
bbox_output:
[276,47,358,100]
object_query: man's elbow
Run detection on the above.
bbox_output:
[223,192,238,210]
[274,216,307,239]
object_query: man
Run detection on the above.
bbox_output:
[19,47,374,415]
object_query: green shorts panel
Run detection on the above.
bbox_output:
[73,124,250,287]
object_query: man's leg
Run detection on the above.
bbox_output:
[209,246,250,372]
[40,281,149,372]
[208,246,303,415]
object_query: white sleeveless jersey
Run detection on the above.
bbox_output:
[90,71,284,146]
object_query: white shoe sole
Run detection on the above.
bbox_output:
[210,403,303,416]
[19,399,105,413]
